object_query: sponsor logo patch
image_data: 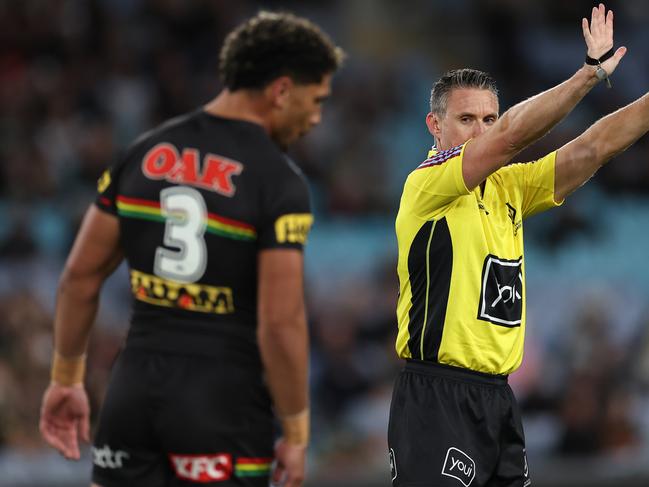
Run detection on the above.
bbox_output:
[506,202,522,236]
[389,448,397,482]
[130,269,234,314]
[169,453,233,483]
[142,142,243,197]
[441,447,475,487]
[97,170,111,194]
[92,444,129,469]
[274,213,313,244]
[477,255,523,327]
[523,449,531,486]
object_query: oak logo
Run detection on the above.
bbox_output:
[441,447,475,487]
[477,255,523,327]
[169,453,233,483]
[142,143,243,197]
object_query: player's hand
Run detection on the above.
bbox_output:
[271,438,306,487]
[582,3,626,76]
[39,383,90,460]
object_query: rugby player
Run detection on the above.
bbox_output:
[389,4,649,486]
[39,11,343,487]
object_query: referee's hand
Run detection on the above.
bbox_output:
[271,438,306,487]
[39,383,90,460]
[582,3,627,76]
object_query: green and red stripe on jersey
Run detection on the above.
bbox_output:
[116,195,257,241]
[234,457,273,477]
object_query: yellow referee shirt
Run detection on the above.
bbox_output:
[395,141,562,375]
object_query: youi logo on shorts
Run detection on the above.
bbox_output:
[169,453,233,482]
[441,447,476,487]
[92,444,130,469]
[389,448,397,482]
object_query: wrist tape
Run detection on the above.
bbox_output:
[280,408,310,446]
[51,351,86,386]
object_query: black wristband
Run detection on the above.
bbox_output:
[585,47,615,66]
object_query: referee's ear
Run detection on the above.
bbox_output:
[426,112,442,144]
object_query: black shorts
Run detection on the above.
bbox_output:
[388,360,530,487]
[92,348,275,487]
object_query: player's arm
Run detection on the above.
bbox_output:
[462,4,626,190]
[555,92,649,200]
[54,205,123,361]
[257,248,309,425]
[40,205,123,460]
[257,248,308,487]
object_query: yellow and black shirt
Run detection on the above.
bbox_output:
[395,141,561,375]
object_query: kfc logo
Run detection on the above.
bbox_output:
[169,453,233,483]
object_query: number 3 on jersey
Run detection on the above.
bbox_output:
[154,187,207,283]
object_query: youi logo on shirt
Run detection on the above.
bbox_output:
[441,447,476,486]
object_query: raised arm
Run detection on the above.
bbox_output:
[555,93,649,200]
[462,3,626,190]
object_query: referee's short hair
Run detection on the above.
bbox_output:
[430,69,498,116]
[219,11,345,91]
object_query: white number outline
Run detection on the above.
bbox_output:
[154,186,207,283]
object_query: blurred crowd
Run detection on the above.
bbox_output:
[2,0,649,483]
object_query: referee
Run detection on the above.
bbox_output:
[388,4,649,486]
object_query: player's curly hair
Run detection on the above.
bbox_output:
[430,69,499,116]
[219,11,345,91]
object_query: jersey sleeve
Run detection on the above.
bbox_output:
[401,142,471,219]
[95,163,122,215]
[95,141,143,215]
[500,151,563,219]
[257,159,313,251]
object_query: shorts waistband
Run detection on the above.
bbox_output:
[405,359,508,385]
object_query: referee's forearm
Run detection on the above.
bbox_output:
[504,65,599,154]
[590,92,649,161]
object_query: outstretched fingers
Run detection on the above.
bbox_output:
[582,17,593,44]
[583,3,617,61]
[605,9,613,36]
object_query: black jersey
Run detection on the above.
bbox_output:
[95,110,313,365]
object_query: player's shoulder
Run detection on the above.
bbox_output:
[113,112,198,167]
[131,111,199,148]
[282,156,307,181]
[261,154,309,196]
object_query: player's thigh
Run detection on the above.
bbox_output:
[388,369,500,487]
[156,354,275,486]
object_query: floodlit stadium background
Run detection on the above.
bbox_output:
[2,0,649,486]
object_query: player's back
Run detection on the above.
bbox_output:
[96,110,312,367]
